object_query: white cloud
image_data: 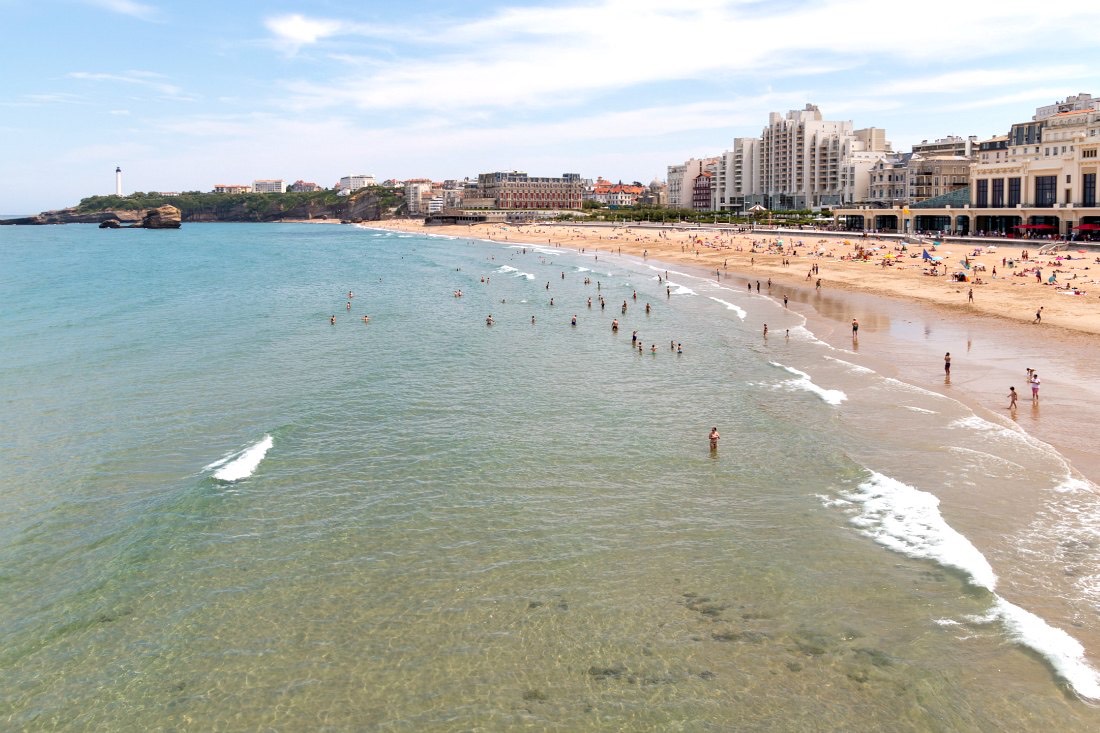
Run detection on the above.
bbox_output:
[262,0,1100,116]
[68,70,194,100]
[84,0,159,21]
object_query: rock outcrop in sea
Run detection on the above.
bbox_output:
[140,205,182,229]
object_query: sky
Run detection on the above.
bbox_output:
[3,0,1100,213]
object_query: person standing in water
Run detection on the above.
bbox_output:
[944,352,951,374]
[709,427,720,451]
[1008,386,1018,410]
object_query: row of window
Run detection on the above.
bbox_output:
[974,174,1097,207]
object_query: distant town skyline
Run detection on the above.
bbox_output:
[3,0,1100,214]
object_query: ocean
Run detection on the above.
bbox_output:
[1,222,1099,731]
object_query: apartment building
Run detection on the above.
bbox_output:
[252,179,286,194]
[213,184,251,194]
[404,179,434,215]
[667,158,718,209]
[705,106,889,212]
[339,175,376,192]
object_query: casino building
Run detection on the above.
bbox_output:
[836,95,1100,240]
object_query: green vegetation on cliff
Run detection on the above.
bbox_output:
[74,187,405,222]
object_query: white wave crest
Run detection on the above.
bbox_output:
[833,471,1100,701]
[209,435,273,482]
[667,283,695,296]
[707,297,746,320]
[982,598,1100,701]
[842,471,997,590]
[496,265,535,280]
[769,362,846,405]
[823,355,875,375]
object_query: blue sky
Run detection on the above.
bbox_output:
[3,0,1099,213]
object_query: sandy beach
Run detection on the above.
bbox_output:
[375,218,1100,335]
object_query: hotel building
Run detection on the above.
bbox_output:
[477,172,583,210]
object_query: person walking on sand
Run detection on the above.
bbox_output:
[1034,307,1043,324]
[1030,372,1040,403]
[709,427,720,451]
[1008,386,1018,410]
[944,352,951,374]
[968,288,974,303]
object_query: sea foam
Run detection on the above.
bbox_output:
[707,297,746,320]
[834,470,1100,701]
[769,362,846,405]
[823,355,875,375]
[496,265,535,280]
[208,435,273,482]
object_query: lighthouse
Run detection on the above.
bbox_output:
[115,167,122,196]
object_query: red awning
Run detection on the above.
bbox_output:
[1075,223,1100,230]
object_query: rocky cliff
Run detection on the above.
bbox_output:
[2,209,143,226]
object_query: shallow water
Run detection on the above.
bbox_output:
[2,223,1099,730]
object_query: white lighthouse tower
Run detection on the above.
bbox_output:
[115,166,122,196]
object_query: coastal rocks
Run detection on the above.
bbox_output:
[140,204,182,229]
[99,219,121,228]
[0,209,142,225]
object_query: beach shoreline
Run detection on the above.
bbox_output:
[365,217,1100,694]
[372,218,1100,335]
[370,217,1100,484]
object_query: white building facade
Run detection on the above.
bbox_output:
[252,179,286,193]
[339,175,376,192]
[666,158,717,209]
[701,105,890,213]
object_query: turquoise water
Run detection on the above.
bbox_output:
[2,223,1100,730]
